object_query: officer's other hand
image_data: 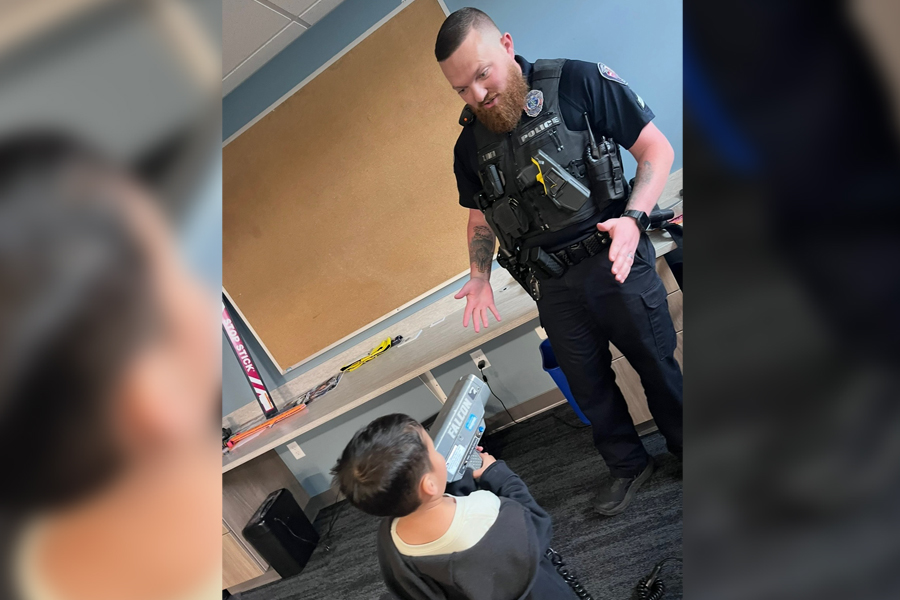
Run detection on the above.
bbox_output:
[454,278,501,333]
[597,218,640,283]
[472,446,497,479]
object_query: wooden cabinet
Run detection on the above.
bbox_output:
[223,531,265,589]
[611,257,683,426]
[222,450,311,591]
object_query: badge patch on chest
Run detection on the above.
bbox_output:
[524,89,544,117]
[598,62,627,85]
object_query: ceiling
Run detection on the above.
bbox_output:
[222,0,346,96]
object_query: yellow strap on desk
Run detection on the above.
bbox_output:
[370,338,391,355]
[341,338,393,372]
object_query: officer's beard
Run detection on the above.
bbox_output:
[472,68,529,134]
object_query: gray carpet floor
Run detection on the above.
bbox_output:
[235,404,682,599]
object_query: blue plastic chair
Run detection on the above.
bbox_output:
[539,339,591,425]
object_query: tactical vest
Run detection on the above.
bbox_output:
[469,59,627,250]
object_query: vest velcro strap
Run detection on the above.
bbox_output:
[531,59,564,82]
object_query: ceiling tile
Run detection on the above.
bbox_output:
[223,0,291,75]
[266,0,318,18]
[223,22,306,96]
[299,0,346,26]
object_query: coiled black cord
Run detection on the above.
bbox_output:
[633,556,682,600]
[634,576,664,600]
[545,547,594,600]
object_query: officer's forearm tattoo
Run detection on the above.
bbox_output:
[626,160,653,210]
[470,226,495,274]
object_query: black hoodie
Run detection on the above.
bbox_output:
[376,461,579,600]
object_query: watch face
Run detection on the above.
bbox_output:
[626,210,650,230]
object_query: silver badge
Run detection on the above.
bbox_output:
[524,89,544,117]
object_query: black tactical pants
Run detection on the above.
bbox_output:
[537,233,683,478]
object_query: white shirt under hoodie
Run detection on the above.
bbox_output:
[390,490,501,556]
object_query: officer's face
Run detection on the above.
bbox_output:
[440,26,520,112]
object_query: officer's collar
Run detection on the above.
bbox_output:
[515,55,534,84]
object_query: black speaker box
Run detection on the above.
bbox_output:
[242,488,319,578]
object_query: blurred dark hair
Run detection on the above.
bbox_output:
[435,7,498,62]
[331,414,433,518]
[0,133,154,512]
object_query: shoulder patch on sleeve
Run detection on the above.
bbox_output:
[635,92,646,109]
[598,62,627,86]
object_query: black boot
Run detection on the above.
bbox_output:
[593,459,654,516]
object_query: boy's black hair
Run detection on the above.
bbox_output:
[0,132,154,512]
[331,413,434,518]
[434,7,499,62]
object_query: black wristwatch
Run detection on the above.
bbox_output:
[622,209,651,231]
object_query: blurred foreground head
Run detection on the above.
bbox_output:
[0,132,219,514]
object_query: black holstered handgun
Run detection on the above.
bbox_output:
[497,248,539,300]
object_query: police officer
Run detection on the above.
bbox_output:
[435,8,682,516]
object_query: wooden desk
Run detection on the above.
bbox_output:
[222,169,683,590]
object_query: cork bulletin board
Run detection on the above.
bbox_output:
[223,0,470,373]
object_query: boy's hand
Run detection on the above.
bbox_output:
[472,446,496,480]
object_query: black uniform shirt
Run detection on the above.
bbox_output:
[453,56,655,250]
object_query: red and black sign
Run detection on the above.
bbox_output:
[222,299,278,418]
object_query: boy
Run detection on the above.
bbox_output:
[331,413,578,599]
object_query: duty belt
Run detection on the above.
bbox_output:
[550,230,611,269]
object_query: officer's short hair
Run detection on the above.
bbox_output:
[331,413,433,518]
[435,7,500,62]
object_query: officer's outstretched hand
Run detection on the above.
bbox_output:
[597,217,641,283]
[454,277,501,333]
